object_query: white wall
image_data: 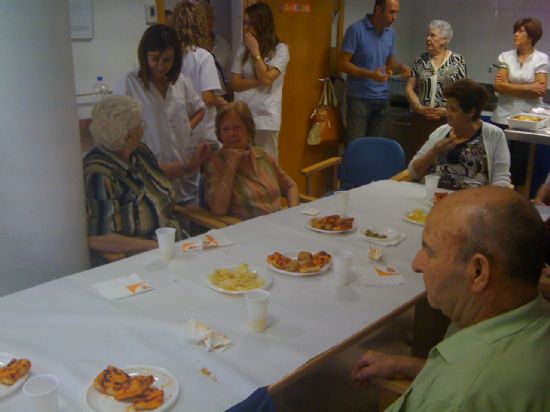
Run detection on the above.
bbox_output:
[72,0,153,118]
[0,0,89,295]
[343,0,550,86]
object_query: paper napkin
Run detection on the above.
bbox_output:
[183,319,233,353]
[94,273,153,300]
[359,265,405,286]
[182,230,235,252]
[300,207,320,216]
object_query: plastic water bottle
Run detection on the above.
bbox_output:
[92,76,110,102]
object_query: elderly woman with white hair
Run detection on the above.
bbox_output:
[405,20,468,154]
[84,95,208,258]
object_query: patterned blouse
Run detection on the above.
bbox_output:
[205,147,296,220]
[84,144,183,240]
[412,51,467,108]
[430,129,489,190]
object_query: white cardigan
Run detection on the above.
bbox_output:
[408,122,511,187]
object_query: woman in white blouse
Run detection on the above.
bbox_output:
[174,1,226,148]
[492,17,548,186]
[231,2,289,161]
[114,24,208,204]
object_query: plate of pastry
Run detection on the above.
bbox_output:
[82,365,179,411]
[266,251,332,276]
[306,215,356,234]
[0,353,32,398]
[206,264,272,295]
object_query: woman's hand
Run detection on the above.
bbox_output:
[430,135,457,156]
[243,32,260,56]
[530,81,547,96]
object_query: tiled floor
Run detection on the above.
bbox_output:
[272,308,415,412]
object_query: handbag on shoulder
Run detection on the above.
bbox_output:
[307,78,343,145]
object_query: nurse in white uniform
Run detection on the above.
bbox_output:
[231,2,289,162]
[114,24,209,204]
[174,1,226,148]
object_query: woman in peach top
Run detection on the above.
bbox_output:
[205,101,298,220]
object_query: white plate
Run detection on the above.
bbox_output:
[359,226,400,242]
[82,365,179,412]
[205,267,272,295]
[0,352,31,399]
[403,209,428,226]
[266,252,331,277]
[305,218,356,234]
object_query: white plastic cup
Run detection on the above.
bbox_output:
[155,227,176,260]
[334,191,350,216]
[424,174,440,204]
[23,374,59,412]
[245,289,270,332]
[332,250,354,286]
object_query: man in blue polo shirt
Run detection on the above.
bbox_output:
[338,0,411,143]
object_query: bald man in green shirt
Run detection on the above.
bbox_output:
[352,186,550,411]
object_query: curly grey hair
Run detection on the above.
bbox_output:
[89,95,143,151]
[429,19,453,44]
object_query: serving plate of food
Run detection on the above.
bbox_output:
[82,365,179,412]
[507,113,547,131]
[403,208,428,226]
[266,251,332,276]
[306,215,355,234]
[359,226,400,242]
[206,264,272,295]
[0,353,32,398]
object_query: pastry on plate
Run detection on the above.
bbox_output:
[113,374,154,401]
[133,387,165,410]
[0,358,31,386]
[93,365,130,396]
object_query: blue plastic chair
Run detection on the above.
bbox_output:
[301,137,406,197]
[338,137,405,190]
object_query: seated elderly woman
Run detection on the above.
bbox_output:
[408,79,511,189]
[84,95,208,257]
[205,101,299,220]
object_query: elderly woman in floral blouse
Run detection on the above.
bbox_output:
[205,101,298,220]
[84,95,208,258]
[406,20,467,154]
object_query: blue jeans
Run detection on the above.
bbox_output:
[346,96,389,144]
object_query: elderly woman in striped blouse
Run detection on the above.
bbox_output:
[205,101,298,220]
[84,95,209,259]
[406,20,467,151]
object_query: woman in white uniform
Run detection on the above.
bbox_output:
[174,1,226,148]
[231,2,289,161]
[114,24,209,204]
[491,17,548,186]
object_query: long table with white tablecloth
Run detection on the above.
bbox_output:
[0,180,429,411]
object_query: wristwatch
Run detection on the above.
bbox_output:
[253,54,262,62]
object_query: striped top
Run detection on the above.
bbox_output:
[83,144,183,240]
[205,147,295,220]
[412,51,467,108]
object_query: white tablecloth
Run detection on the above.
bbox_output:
[0,180,428,411]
